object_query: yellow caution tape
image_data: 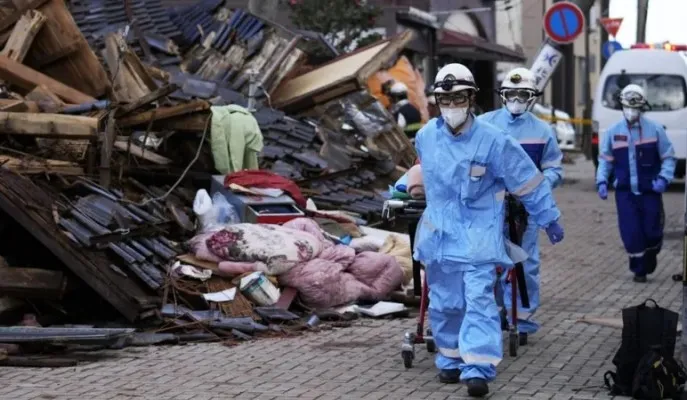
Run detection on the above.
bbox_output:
[535,114,594,126]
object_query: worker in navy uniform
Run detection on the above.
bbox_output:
[596,84,676,283]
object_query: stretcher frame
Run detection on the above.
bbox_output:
[382,196,530,369]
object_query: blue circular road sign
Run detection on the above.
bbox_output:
[602,40,623,59]
[544,1,585,44]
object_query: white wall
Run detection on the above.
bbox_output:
[495,0,526,82]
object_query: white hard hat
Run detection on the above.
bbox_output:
[433,63,477,94]
[390,81,408,95]
[501,67,537,91]
[619,84,646,108]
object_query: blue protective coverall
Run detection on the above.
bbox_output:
[478,108,563,334]
[596,116,676,276]
[414,116,561,381]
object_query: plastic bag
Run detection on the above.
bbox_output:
[211,192,239,225]
[193,189,216,233]
[192,189,240,233]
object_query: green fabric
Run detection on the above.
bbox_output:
[210,105,264,174]
[391,190,411,199]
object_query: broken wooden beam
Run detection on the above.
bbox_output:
[117,100,210,128]
[25,0,109,97]
[0,10,46,62]
[0,55,95,104]
[0,155,84,175]
[103,32,157,103]
[0,0,50,35]
[0,267,66,299]
[117,83,178,117]
[113,141,172,165]
[0,100,39,112]
[24,85,65,112]
[145,64,170,82]
[0,111,98,138]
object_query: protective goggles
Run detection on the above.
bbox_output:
[435,92,470,106]
[500,88,537,102]
[432,79,476,92]
[619,92,646,108]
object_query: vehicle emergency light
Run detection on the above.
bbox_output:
[630,43,687,51]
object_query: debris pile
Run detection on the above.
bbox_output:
[0,0,417,366]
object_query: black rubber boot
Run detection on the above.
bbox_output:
[633,275,647,283]
[465,378,489,397]
[438,369,461,384]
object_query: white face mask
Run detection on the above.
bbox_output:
[440,107,469,129]
[622,107,640,122]
[505,100,528,115]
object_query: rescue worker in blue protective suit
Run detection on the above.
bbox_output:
[414,63,565,397]
[477,67,564,340]
[596,84,676,283]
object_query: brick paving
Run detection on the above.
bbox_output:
[0,157,685,400]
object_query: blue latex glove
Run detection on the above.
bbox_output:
[597,183,608,200]
[652,177,667,193]
[545,221,564,244]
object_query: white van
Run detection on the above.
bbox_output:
[592,46,687,179]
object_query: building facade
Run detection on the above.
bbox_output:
[497,0,602,120]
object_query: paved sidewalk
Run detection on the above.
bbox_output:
[0,159,684,400]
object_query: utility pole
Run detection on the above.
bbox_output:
[582,5,592,157]
[599,0,610,70]
[636,0,649,43]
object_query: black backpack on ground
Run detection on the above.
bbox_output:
[603,299,686,399]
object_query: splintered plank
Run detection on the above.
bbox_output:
[0,100,39,112]
[113,141,172,165]
[103,32,158,104]
[0,111,98,138]
[0,10,46,62]
[117,100,210,128]
[0,155,83,175]
[0,267,66,299]
[0,55,95,104]
[0,0,49,35]
[117,84,178,117]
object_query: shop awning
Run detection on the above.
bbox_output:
[439,29,526,63]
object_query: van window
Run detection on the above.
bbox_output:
[601,74,687,111]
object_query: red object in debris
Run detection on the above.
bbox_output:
[599,17,623,38]
[224,170,307,208]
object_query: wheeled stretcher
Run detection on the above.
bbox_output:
[382,195,530,369]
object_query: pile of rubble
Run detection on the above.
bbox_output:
[0,0,417,366]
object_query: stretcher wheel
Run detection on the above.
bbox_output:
[402,350,414,368]
[508,332,518,357]
[425,337,436,353]
[519,332,528,346]
[500,310,509,331]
